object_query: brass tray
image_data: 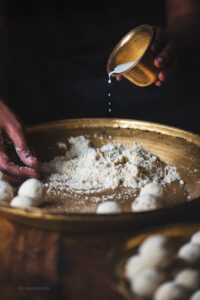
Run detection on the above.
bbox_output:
[109,222,200,300]
[0,118,200,232]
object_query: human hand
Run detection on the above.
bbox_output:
[0,100,39,184]
[116,26,178,86]
[150,26,178,86]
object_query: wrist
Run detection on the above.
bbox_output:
[166,13,200,61]
[167,12,200,38]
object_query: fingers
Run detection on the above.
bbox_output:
[155,80,162,87]
[151,27,168,54]
[2,174,24,185]
[116,75,123,81]
[0,101,39,181]
[5,122,38,168]
[154,44,178,87]
[158,61,178,82]
[0,155,38,181]
[154,42,175,69]
[0,134,39,182]
[152,31,178,87]
[154,59,177,87]
[4,163,38,179]
[16,147,38,168]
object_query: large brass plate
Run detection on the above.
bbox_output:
[0,118,200,232]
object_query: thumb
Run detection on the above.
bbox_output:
[116,75,123,81]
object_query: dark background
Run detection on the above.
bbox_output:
[5,0,200,133]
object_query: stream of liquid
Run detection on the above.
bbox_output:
[107,61,137,115]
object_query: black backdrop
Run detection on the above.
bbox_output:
[5,0,200,133]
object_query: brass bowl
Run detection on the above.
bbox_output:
[109,222,200,300]
[107,24,158,86]
[0,118,200,232]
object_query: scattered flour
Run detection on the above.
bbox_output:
[57,142,68,150]
[42,136,181,195]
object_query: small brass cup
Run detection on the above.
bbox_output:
[107,24,158,87]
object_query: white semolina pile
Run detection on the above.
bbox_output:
[41,136,181,194]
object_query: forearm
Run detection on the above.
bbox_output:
[167,13,200,52]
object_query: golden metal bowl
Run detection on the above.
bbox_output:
[109,222,200,300]
[0,118,200,232]
[107,24,158,86]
